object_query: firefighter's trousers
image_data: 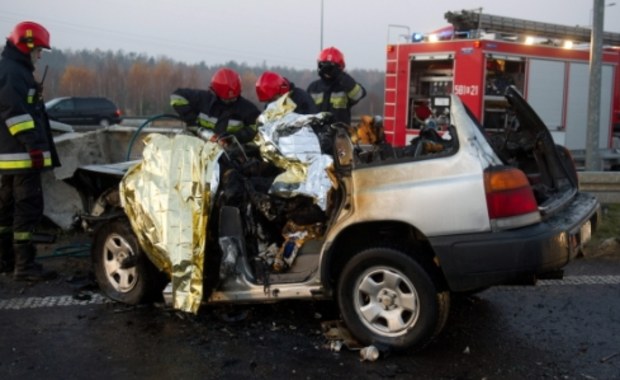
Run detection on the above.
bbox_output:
[0,172,44,241]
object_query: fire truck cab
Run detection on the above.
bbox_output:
[384,10,620,157]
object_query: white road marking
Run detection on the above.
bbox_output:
[0,275,618,311]
[0,293,111,310]
[538,275,620,286]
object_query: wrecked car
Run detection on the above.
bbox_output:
[72,86,600,352]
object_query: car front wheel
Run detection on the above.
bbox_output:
[91,219,165,304]
[337,247,449,351]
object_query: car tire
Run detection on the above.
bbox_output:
[337,247,449,351]
[91,219,166,304]
[99,118,111,127]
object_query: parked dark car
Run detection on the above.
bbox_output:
[45,97,122,126]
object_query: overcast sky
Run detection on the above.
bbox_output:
[2,0,619,71]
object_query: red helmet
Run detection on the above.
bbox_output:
[7,21,51,54]
[255,71,290,102]
[317,46,345,69]
[210,68,242,101]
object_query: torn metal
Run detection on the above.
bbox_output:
[117,97,336,313]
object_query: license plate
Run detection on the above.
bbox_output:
[580,220,592,244]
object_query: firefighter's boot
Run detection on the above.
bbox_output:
[13,242,56,281]
[0,234,14,274]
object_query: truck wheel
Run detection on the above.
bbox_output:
[337,247,449,351]
[91,219,164,304]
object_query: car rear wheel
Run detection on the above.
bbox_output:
[91,219,166,304]
[337,247,449,351]
[99,118,111,127]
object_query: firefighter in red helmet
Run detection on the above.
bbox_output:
[0,21,60,281]
[255,71,317,114]
[307,46,366,124]
[170,67,260,143]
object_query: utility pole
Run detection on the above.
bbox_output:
[585,0,604,171]
[320,0,324,51]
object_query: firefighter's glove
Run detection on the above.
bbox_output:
[213,133,232,147]
[315,112,334,125]
[29,149,44,169]
[338,72,356,90]
[318,62,341,80]
[218,132,231,140]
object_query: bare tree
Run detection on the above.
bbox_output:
[59,65,97,96]
[127,61,151,115]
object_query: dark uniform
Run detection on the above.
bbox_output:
[0,41,60,278]
[283,82,317,115]
[170,88,260,144]
[307,71,366,125]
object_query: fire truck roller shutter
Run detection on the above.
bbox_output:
[564,63,614,150]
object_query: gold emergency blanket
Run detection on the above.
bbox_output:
[257,94,334,210]
[120,133,222,313]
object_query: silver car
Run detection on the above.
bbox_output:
[75,86,600,352]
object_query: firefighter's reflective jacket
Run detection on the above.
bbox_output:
[170,88,260,143]
[307,71,366,125]
[0,43,59,174]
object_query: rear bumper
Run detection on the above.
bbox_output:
[430,192,601,292]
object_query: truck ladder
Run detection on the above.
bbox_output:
[444,10,620,46]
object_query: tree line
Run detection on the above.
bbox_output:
[38,49,386,119]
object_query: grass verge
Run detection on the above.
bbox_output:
[584,203,620,256]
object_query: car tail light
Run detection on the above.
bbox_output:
[115,109,122,117]
[484,166,541,230]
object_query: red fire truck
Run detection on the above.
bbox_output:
[383,10,620,154]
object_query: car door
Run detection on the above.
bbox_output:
[48,98,77,124]
[74,98,94,125]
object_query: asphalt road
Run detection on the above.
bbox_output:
[0,236,619,380]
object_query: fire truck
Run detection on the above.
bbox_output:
[383,10,620,156]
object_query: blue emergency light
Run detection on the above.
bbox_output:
[412,33,424,42]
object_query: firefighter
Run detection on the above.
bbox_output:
[170,67,260,144]
[255,71,317,114]
[306,46,366,125]
[0,21,60,281]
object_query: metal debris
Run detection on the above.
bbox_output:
[330,340,343,352]
[321,320,363,350]
[600,351,619,363]
[360,345,380,362]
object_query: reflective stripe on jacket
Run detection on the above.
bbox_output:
[197,112,246,133]
[170,94,189,107]
[6,113,35,135]
[170,88,260,143]
[307,71,366,125]
[0,42,59,174]
[0,151,52,170]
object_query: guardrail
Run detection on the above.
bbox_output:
[570,149,620,171]
[578,171,620,204]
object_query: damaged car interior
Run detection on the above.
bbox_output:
[64,85,599,352]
